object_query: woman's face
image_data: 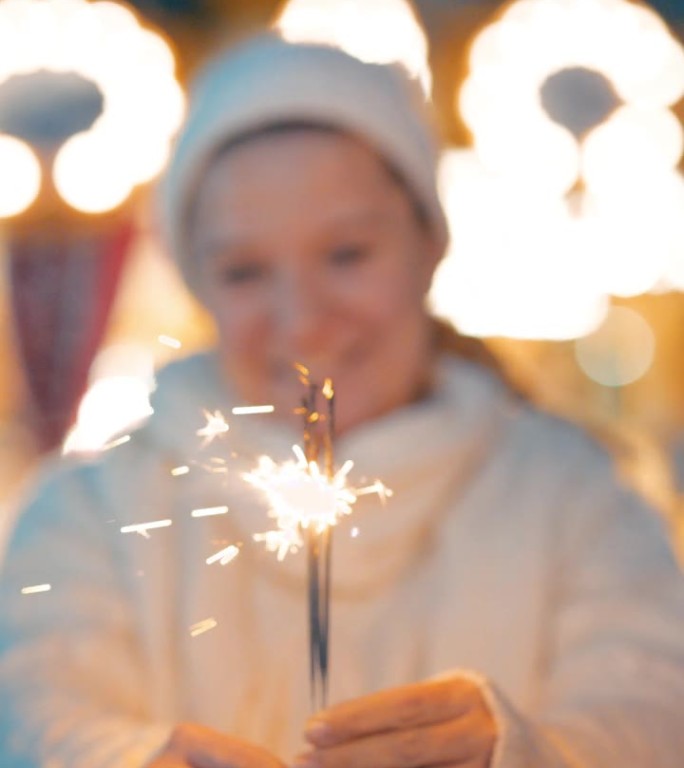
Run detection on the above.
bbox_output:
[189,130,442,435]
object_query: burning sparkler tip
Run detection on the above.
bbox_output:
[196,409,230,445]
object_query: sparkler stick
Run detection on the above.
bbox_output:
[243,368,391,711]
[300,369,334,712]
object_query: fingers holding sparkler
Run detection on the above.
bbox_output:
[293,676,496,768]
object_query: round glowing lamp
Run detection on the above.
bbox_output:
[0,0,185,216]
[0,134,40,216]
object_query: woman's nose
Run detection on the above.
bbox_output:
[274,270,329,352]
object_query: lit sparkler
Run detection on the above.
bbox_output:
[193,366,390,712]
[242,366,389,712]
[245,449,356,560]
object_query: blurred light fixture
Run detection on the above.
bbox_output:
[435,0,684,339]
[0,0,184,216]
[274,0,432,96]
[0,134,41,216]
[460,0,684,161]
[431,149,608,340]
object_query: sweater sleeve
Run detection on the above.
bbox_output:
[485,455,684,767]
[0,461,172,767]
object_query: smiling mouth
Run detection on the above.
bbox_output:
[270,341,373,391]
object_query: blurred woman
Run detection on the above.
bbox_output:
[1,34,684,768]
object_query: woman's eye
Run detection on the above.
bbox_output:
[329,244,369,266]
[220,263,265,284]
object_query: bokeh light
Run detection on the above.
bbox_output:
[581,105,684,191]
[430,150,608,340]
[0,134,40,217]
[53,130,134,214]
[63,342,155,454]
[274,0,432,96]
[580,175,684,297]
[574,305,655,387]
[0,0,185,215]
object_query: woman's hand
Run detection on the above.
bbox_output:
[293,675,497,768]
[147,722,286,768]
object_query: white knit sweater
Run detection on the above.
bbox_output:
[1,352,684,767]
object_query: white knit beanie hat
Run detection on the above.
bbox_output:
[159,33,449,291]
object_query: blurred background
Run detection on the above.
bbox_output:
[2,0,684,550]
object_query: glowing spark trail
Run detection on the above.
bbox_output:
[21,584,51,595]
[158,335,182,349]
[232,405,275,415]
[120,519,172,537]
[355,479,394,502]
[198,457,229,474]
[206,544,241,565]
[190,618,218,637]
[192,505,229,518]
[102,434,131,451]
[171,465,190,476]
